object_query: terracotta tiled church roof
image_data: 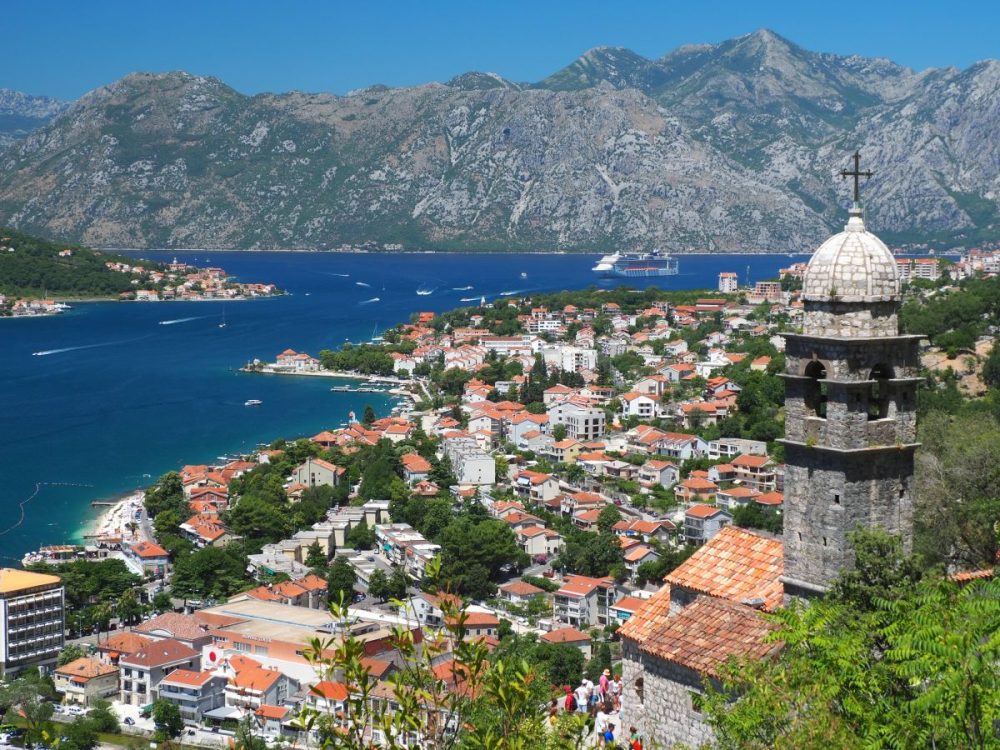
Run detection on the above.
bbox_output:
[639,596,780,677]
[665,526,784,611]
[617,583,672,644]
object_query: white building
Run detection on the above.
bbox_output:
[547,400,606,441]
[442,435,495,485]
[0,569,65,677]
[718,272,739,293]
[541,344,598,373]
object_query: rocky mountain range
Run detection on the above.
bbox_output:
[0,88,68,147]
[1,29,999,252]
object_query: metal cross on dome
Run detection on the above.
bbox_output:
[840,150,873,205]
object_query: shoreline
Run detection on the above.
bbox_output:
[111,248,824,257]
[108,247,960,257]
[241,366,412,384]
[78,490,146,546]
[34,384,409,560]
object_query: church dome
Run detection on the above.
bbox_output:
[802,208,900,302]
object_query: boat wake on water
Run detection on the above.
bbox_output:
[158,316,204,326]
[355,281,371,288]
[452,286,473,291]
[460,297,480,302]
[416,286,436,296]
[33,336,151,357]
[359,297,381,304]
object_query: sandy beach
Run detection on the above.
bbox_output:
[87,490,147,544]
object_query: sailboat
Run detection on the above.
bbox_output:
[219,307,227,328]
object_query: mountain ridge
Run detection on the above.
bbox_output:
[1,29,999,252]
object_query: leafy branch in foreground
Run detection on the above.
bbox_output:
[703,530,1000,750]
[292,557,591,749]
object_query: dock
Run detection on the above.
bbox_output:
[90,501,116,507]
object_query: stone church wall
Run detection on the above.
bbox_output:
[621,639,715,749]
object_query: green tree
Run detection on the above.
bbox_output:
[144,471,185,517]
[1,670,56,744]
[61,717,98,750]
[345,519,375,550]
[57,644,86,666]
[584,642,613,683]
[327,556,357,603]
[224,494,293,548]
[152,590,174,613]
[915,410,1000,568]
[732,503,783,534]
[152,699,184,742]
[535,642,586,688]
[597,504,622,534]
[387,567,409,600]
[116,587,143,625]
[305,540,328,570]
[552,424,568,441]
[983,342,1000,388]
[362,404,376,424]
[367,569,390,602]
[704,530,1000,750]
[87,699,120,733]
[171,545,248,601]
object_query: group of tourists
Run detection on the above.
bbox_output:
[549,669,641,749]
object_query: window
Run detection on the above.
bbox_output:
[803,361,828,418]
[868,364,893,420]
[833,493,840,505]
[634,676,644,704]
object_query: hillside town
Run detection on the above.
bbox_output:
[3,202,999,750]
[0,228,281,317]
[107,257,281,302]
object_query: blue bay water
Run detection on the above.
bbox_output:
[0,251,802,562]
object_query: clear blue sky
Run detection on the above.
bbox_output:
[4,0,999,100]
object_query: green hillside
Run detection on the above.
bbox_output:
[0,227,154,298]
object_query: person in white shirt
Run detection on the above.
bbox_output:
[582,677,596,707]
[574,681,589,713]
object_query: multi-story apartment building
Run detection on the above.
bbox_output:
[153,669,227,723]
[552,575,618,628]
[442,435,495,485]
[0,568,65,677]
[119,638,200,707]
[547,400,606,441]
[718,272,739,293]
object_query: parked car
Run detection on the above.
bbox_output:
[123,717,135,726]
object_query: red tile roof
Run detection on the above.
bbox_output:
[311,680,349,701]
[160,669,215,687]
[130,540,169,559]
[685,503,725,518]
[120,638,198,669]
[610,595,646,613]
[499,580,545,597]
[732,454,772,468]
[540,626,591,644]
[55,657,118,680]
[666,526,784,611]
[639,596,779,677]
[255,705,289,720]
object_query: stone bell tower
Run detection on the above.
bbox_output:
[780,153,921,598]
